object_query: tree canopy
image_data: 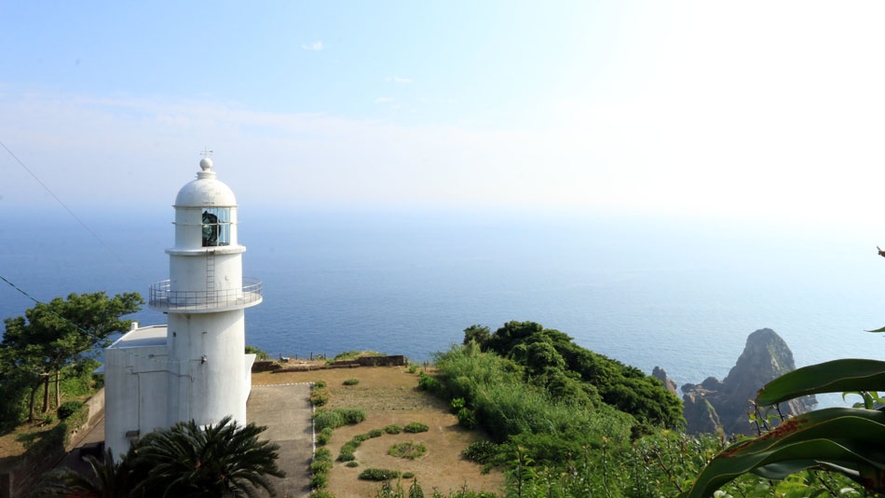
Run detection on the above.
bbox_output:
[0,291,143,424]
[471,320,684,428]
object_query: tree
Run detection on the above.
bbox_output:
[0,291,143,422]
[462,324,490,348]
[130,416,285,498]
[32,448,136,498]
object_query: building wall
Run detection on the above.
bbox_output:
[104,344,168,460]
[166,310,247,427]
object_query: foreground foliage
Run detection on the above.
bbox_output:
[33,416,285,497]
[681,358,885,497]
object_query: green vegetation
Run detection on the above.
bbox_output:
[245,344,270,360]
[316,427,333,446]
[359,468,402,481]
[413,321,868,497]
[343,377,360,386]
[310,447,333,491]
[384,424,403,435]
[682,357,885,497]
[403,422,429,434]
[34,416,283,497]
[388,441,427,459]
[310,385,331,406]
[470,321,683,427]
[334,350,385,361]
[56,400,84,420]
[461,440,499,464]
[313,407,367,432]
[0,291,142,427]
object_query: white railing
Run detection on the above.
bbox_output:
[149,278,262,312]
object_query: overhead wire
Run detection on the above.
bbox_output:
[0,140,137,271]
[0,141,178,365]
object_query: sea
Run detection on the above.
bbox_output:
[2,206,884,399]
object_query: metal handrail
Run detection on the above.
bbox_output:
[149,278,262,311]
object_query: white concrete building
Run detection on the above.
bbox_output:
[103,157,262,459]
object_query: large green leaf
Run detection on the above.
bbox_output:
[755,359,885,406]
[680,407,885,497]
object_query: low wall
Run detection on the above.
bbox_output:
[272,355,407,373]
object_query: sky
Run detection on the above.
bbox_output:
[3,1,885,225]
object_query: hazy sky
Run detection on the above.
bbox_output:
[3,2,885,224]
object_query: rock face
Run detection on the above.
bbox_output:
[680,328,816,435]
[652,366,678,396]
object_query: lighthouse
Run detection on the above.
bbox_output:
[103,156,261,458]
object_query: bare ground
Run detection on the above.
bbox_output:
[254,364,504,498]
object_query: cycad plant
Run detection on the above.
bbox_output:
[130,415,285,498]
[30,448,135,498]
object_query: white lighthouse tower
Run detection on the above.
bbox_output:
[152,156,262,426]
[103,156,261,458]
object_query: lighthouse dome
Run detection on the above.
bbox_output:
[174,158,237,207]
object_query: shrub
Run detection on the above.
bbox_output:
[343,378,360,386]
[314,380,327,389]
[368,428,383,438]
[359,468,401,481]
[57,401,84,420]
[313,410,343,432]
[351,433,370,444]
[244,345,270,360]
[340,408,367,425]
[337,443,356,462]
[388,441,427,459]
[310,472,328,490]
[384,424,402,435]
[346,461,359,468]
[314,408,367,431]
[417,372,442,393]
[310,389,330,407]
[403,472,415,479]
[457,407,476,429]
[461,440,499,464]
[451,397,466,413]
[316,427,333,446]
[407,363,419,374]
[309,492,334,498]
[404,422,429,433]
[315,447,332,461]
[310,458,332,474]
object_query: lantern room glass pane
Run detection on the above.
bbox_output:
[201,208,230,246]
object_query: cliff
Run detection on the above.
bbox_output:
[669,328,816,435]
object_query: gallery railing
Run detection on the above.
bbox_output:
[148,278,262,311]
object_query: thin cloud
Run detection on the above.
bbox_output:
[374,97,395,103]
[301,41,323,51]
[385,76,413,83]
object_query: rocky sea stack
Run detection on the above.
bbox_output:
[674,328,816,435]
